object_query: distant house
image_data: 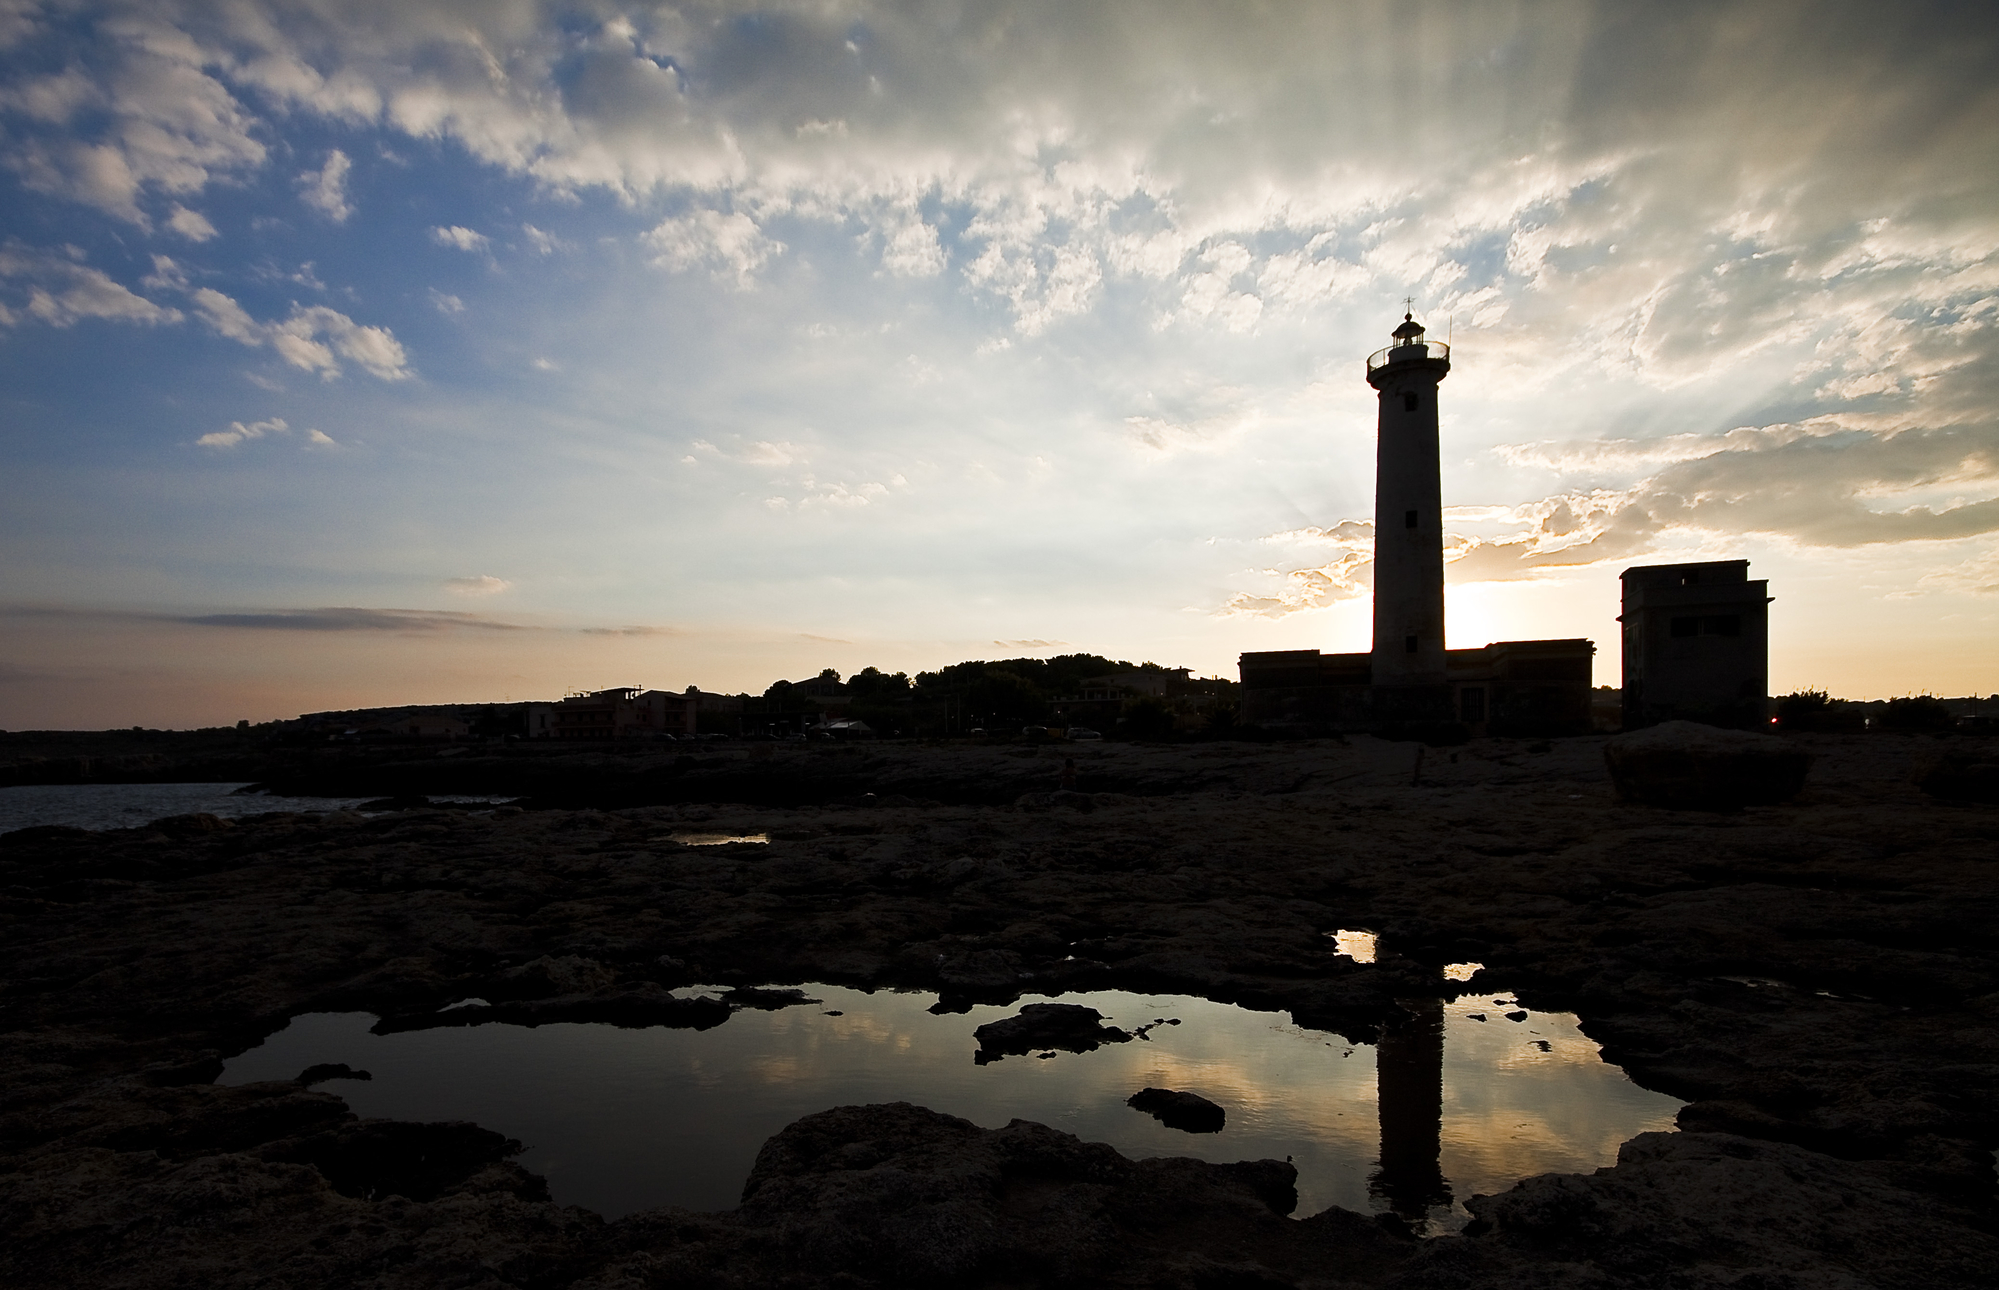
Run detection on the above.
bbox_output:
[1078,669,1190,700]
[296,704,477,742]
[1062,668,1232,732]
[789,674,853,707]
[526,687,701,740]
[400,713,470,741]
[686,687,746,735]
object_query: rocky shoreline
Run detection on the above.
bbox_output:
[3,733,1996,1286]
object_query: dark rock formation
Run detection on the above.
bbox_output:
[1399,1131,1999,1289]
[1603,720,1813,808]
[1917,750,1999,804]
[675,1102,1405,1287]
[1127,1087,1226,1133]
[293,1062,370,1086]
[1,733,1994,1287]
[972,1002,1132,1063]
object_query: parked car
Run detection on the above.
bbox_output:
[1068,726,1103,741]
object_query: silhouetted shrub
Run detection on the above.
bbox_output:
[1882,694,1953,732]
[1775,688,1832,731]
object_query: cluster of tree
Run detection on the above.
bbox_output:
[752,654,1224,738]
[1773,689,1963,733]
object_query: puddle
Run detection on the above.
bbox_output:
[1330,929,1377,963]
[221,985,1681,1232]
[0,783,516,833]
[0,783,371,832]
[664,831,770,846]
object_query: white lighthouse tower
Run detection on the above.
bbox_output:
[1365,312,1452,720]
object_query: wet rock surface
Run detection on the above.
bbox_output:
[2,732,1997,1287]
[973,1002,1133,1063]
[1127,1087,1226,1133]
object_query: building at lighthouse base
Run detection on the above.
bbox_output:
[1237,637,1596,737]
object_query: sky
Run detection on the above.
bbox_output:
[1,0,1995,728]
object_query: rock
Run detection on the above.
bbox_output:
[1916,752,1999,805]
[972,1002,1131,1064]
[496,954,617,997]
[4,735,1997,1287]
[701,1102,1406,1287]
[294,1063,370,1086]
[376,984,732,1033]
[355,795,431,812]
[724,986,820,1010]
[0,823,94,845]
[1127,1087,1226,1133]
[1418,1131,1999,1287]
[1603,720,1813,809]
[150,813,233,836]
[261,1118,534,1202]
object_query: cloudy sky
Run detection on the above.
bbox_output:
[2,0,1995,727]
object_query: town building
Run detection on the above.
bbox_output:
[1619,560,1771,728]
[1238,313,1596,734]
[525,687,701,740]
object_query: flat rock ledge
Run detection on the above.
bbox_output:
[972,1001,1132,1063]
[1127,1086,1227,1133]
[1603,720,1814,809]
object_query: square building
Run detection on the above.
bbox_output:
[1620,560,1771,729]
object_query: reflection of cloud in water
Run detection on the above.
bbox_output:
[1330,929,1377,963]
[1437,997,1680,1222]
[219,985,1680,1227]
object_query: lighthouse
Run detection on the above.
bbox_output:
[1237,311,1595,736]
[1365,312,1452,720]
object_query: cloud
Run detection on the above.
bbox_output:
[1,2,1991,372]
[194,417,338,451]
[186,287,411,380]
[520,223,565,254]
[0,242,181,328]
[741,440,803,466]
[2,1,1998,664]
[645,209,782,287]
[189,286,260,342]
[1123,389,1261,455]
[175,608,525,632]
[0,15,265,224]
[429,288,464,314]
[196,416,286,448]
[1225,416,1999,614]
[430,225,489,252]
[297,149,352,222]
[993,640,1069,649]
[165,204,216,240]
[443,575,510,596]
[579,624,681,636]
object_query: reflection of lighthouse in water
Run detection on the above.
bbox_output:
[1371,998,1451,1223]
